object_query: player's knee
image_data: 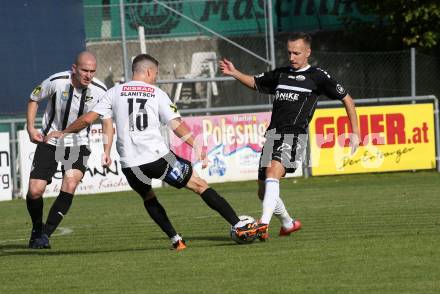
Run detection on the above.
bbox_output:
[28,186,44,199]
[196,180,209,194]
[143,189,155,201]
[189,177,209,195]
[266,169,283,179]
[265,166,283,179]
[265,170,276,178]
[61,179,79,194]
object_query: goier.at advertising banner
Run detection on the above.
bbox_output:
[169,112,303,184]
[310,104,436,175]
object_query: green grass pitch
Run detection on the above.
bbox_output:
[0,171,439,293]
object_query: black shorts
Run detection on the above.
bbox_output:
[30,143,91,184]
[122,152,193,197]
[258,133,307,181]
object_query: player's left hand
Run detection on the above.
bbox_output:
[44,131,64,143]
[102,152,112,167]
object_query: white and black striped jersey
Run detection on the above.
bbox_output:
[92,80,180,168]
[30,71,107,146]
[254,65,347,133]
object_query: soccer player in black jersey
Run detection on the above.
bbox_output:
[26,52,108,249]
[219,32,360,240]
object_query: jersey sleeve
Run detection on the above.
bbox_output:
[254,70,280,94]
[158,91,181,124]
[92,90,113,119]
[316,68,347,100]
[90,87,110,119]
[29,77,56,102]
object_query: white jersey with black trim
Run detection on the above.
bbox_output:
[30,70,107,146]
[92,80,180,168]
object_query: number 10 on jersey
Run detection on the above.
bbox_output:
[128,98,148,131]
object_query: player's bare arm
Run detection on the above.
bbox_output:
[169,117,208,168]
[342,94,360,154]
[44,111,100,142]
[219,58,256,90]
[26,100,43,143]
[101,118,114,167]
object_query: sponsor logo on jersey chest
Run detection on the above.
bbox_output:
[288,75,306,81]
[275,91,300,101]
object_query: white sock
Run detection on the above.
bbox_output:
[274,197,294,229]
[261,178,280,224]
[171,234,182,243]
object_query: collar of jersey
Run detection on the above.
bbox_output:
[290,65,311,72]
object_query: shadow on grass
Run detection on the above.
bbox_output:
[0,236,242,257]
[0,244,177,257]
[149,234,239,247]
[0,243,30,250]
[148,235,231,242]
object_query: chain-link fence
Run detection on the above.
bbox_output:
[83,0,440,112]
[310,50,413,99]
[415,53,440,100]
[85,0,276,110]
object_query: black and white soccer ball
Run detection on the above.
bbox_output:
[230,215,257,244]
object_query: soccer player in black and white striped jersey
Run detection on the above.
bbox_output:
[26,51,107,249]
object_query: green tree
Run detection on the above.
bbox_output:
[355,0,440,49]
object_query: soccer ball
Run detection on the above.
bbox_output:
[230,215,257,244]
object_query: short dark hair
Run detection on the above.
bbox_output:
[132,54,159,72]
[287,32,312,47]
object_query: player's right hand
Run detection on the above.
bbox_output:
[219,58,236,76]
[194,145,209,169]
[200,146,209,169]
[27,128,44,144]
[349,133,360,155]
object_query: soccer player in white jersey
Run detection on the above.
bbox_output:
[26,51,108,249]
[45,54,257,251]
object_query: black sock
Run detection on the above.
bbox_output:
[26,193,43,231]
[43,191,74,236]
[144,197,177,238]
[201,188,240,226]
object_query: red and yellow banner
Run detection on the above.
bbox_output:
[310,103,436,175]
